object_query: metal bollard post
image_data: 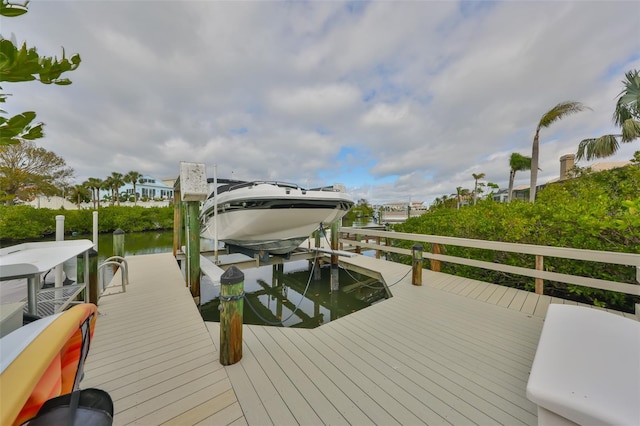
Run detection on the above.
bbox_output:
[219,265,244,365]
[412,244,423,286]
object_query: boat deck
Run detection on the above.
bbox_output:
[81,252,631,425]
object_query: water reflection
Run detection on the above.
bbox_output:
[200,260,389,328]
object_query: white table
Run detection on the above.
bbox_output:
[0,240,94,315]
[527,304,640,425]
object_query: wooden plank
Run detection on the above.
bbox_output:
[520,292,539,315]
[194,402,246,426]
[223,361,271,426]
[486,284,509,305]
[477,283,500,302]
[508,290,528,312]
[268,327,372,425]
[240,327,324,424]
[120,378,232,425]
[497,287,519,308]
[248,326,349,425]
[457,279,482,297]
[467,281,491,299]
[111,362,227,412]
[328,318,536,425]
[83,253,242,425]
[345,303,535,394]
[533,295,552,318]
[282,327,402,425]
[161,389,238,425]
[231,332,296,425]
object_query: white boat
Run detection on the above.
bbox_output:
[200,180,354,254]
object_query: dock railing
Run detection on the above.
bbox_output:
[340,227,640,317]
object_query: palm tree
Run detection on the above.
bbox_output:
[102,176,114,205]
[455,186,470,210]
[472,172,485,205]
[508,153,532,202]
[124,170,142,205]
[109,172,125,206]
[530,101,589,202]
[83,177,103,209]
[529,101,588,202]
[68,184,91,208]
[577,70,640,161]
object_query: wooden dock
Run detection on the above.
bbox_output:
[82,252,630,425]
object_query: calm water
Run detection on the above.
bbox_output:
[199,259,388,328]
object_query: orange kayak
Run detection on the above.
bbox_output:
[0,303,97,425]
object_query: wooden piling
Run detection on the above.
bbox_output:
[186,201,201,301]
[113,228,125,276]
[535,255,544,294]
[313,230,322,280]
[113,229,125,258]
[220,265,244,365]
[177,162,209,302]
[412,244,423,286]
[88,248,98,304]
[330,221,339,292]
[172,187,182,257]
[78,248,98,305]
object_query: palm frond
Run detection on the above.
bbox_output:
[509,152,532,172]
[614,70,640,126]
[539,101,590,129]
[576,135,619,161]
[620,118,640,143]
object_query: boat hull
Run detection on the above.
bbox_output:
[200,182,353,254]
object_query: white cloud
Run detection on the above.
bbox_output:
[1,0,638,206]
[269,84,360,118]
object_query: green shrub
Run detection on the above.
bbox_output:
[0,205,175,242]
[394,165,640,312]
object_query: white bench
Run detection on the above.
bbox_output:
[527,304,640,425]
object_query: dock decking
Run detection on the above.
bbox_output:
[82,252,628,425]
[82,253,243,425]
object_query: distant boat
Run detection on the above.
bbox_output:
[200,179,354,255]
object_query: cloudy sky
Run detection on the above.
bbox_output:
[3,0,639,205]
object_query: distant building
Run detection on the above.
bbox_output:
[491,190,509,203]
[26,195,77,210]
[100,174,174,201]
[383,201,425,211]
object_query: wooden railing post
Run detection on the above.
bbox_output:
[430,243,441,272]
[535,255,544,294]
[412,244,423,286]
[220,265,244,365]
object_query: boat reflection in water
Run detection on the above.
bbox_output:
[200,260,389,328]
